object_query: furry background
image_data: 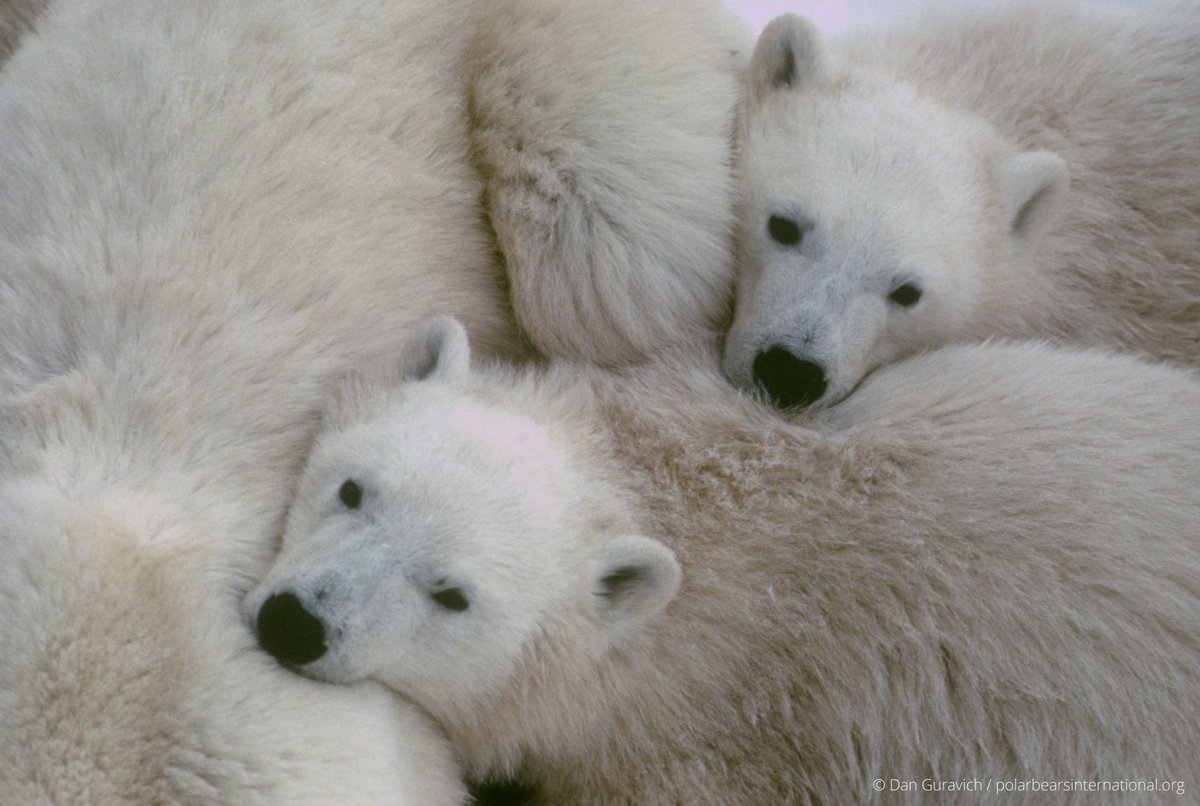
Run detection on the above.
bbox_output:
[727,0,1136,32]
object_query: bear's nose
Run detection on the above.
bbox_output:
[256,591,328,666]
[752,345,828,410]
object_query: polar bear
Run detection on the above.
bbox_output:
[0,486,466,805]
[724,3,1200,409]
[0,0,743,798]
[250,318,1200,805]
[471,0,749,363]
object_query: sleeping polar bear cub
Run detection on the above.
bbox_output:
[249,318,1200,804]
[245,323,679,718]
[726,3,1200,409]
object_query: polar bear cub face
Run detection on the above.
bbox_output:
[724,14,1069,410]
[246,318,680,717]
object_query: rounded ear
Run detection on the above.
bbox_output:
[589,534,681,635]
[398,315,470,383]
[1000,150,1069,242]
[748,14,824,109]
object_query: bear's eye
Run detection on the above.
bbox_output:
[767,214,805,247]
[431,587,470,613]
[338,479,363,509]
[888,282,923,308]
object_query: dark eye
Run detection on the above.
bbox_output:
[338,479,363,509]
[767,214,804,246]
[888,282,923,307]
[431,587,470,613]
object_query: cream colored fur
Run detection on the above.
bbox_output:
[471,0,749,363]
[0,0,743,799]
[255,320,1200,804]
[0,488,464,804]
[726,2,1200,408]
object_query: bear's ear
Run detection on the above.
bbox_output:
[1000,150,1069,242]
[398,315,470,383]
[588,534,681,635]
[748,14,824,108]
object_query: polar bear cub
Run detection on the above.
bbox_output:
[0,485,467,805]
[249,318,1200,804]
[245,321,679,723]
[725,3,1200,409]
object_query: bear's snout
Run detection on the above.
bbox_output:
[752,345,828,410]
[256,591,329,667]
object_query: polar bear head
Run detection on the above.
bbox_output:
[245,318,680,722]
[724,14,1069,409]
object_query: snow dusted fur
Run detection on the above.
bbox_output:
[725,2,1200,409]
[471,0,749,363]
[252,320,1200,805]
[0,0,742,799]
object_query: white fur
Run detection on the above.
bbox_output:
[0,0,742,798]
[248,322,682,723]
[471,0,750,363]
[253,323,1200,803]
[0,485,465,804]
[726,2,1200,408]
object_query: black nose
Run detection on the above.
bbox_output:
[752,345,828,409]
[256,591,328,666]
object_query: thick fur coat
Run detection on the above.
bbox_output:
[0,0,745,799]
[725,2,1200,409]
[251,320,1200,805]
[0,489,465,804]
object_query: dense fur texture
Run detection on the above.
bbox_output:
[471,0,748,363]
[252,320,1200,805]
[725,2,1200,409]
[0,0,47,66]
[0,489,465,804]
[0,0,743,799]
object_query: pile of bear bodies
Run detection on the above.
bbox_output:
[1,0,1198,803]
